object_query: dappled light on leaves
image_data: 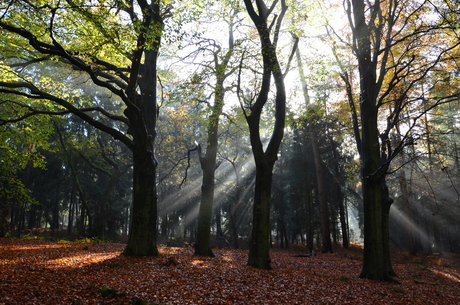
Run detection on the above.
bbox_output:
[1,239,459,304]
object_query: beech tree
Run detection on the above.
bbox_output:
[241,0,290,269]
[193,4,241,257]
[339,0,460,280]
[0,0,172,256]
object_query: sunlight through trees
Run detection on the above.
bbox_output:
[1,0,460,283]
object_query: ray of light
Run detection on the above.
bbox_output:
[390,204,432,247]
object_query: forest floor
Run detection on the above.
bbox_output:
[0,238,459,304]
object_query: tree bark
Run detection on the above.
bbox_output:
[349,0,396,281]
[194,100,221,256]
[243,0,288,270]
[123,47,160,256]
[248,160,274,269]
[123,147,159,256]
[195,16,236,255]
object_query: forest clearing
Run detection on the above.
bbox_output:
[3,0,460,287]
[0,238,459,305]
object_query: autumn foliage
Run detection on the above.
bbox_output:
[0,238,459,304]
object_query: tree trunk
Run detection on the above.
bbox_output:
[215,206,222,238]
[0,187,8,237]
[122,46,160,256]
[358,73,395,280]
[248,162,273,269]
[122,148,159,256]
[195,20,235,256]
[161,215,168,239]
[51,184,60,232]
[77,203,86,237]
[311,130,333,253]
[67,186,75,235]
[28,203,39,230]
[195,141,218,256]
[381,182,395,277]
[360,177,384,279]
[351,0,395,281]
[243,0,288,270]
[337,185,349,248]
[276,148,289,250]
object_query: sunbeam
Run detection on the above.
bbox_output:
[390,204,432,249]
[158,150,257,235]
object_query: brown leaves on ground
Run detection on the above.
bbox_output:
[1,239,459,304]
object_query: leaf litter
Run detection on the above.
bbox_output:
[0,238,459,304]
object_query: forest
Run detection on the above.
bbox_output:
[1,0,460,289]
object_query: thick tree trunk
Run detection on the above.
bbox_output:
[381,182,395,277]
[248,162,273,269]
[351,0,395,281]
[122,148,159,256]
[360,177,384,279]
[123,46,160,256]
[359,112,396,280]
[358,70,395,280]
[195,141,218,256]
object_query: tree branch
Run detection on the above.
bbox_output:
[0,81,133,148]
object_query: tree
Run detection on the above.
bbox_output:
[0,91,53,237]
[339,0,459,280]
[0,0,172,256]
[219,107,254,249]
[294,41,334,253]
[241,0,289,269]
[194,3,241,256]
